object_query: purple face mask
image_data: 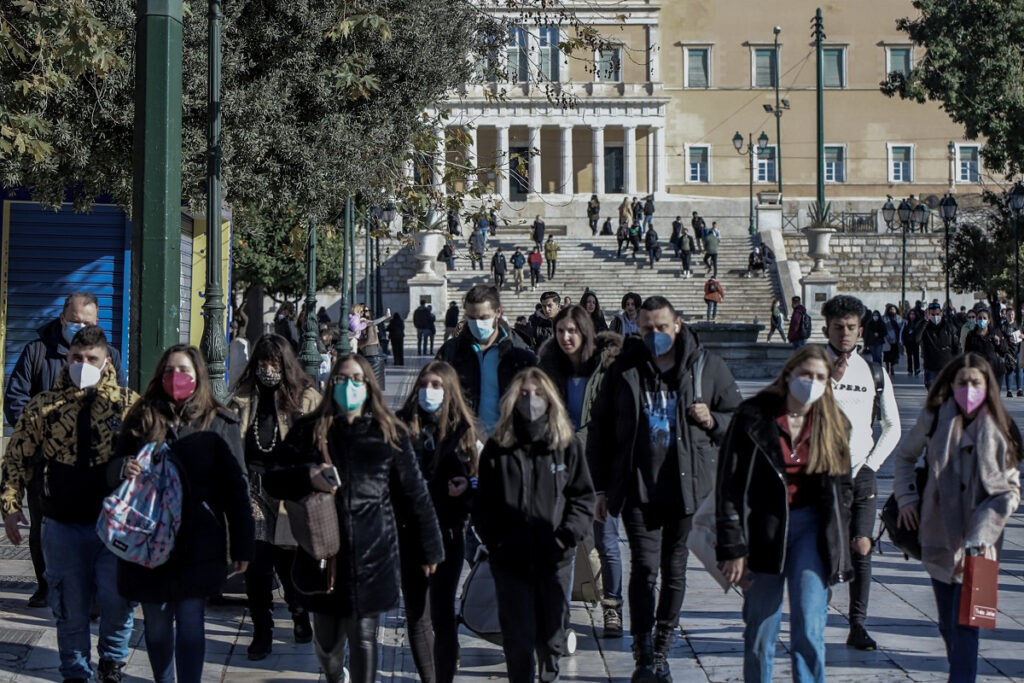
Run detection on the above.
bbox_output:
[953,385,986,415]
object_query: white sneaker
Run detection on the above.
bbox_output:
[565,629,577,655]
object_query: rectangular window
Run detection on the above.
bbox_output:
[688,146,709,182]
[507,27,528,83]
[887,47,912,78]
[757,146,777,183]
[890,145,913,182]
[958,145,981,182]
[596,47,622,82]
[538,27,560,82]
[824,146,846,182]
[475,34,500,83]
[823,48,845,88]
[686,48,710,88]
[754,48,777,88]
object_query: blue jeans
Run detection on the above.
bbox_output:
[742,507,828,683]
[417,329,431,355]
[924,368,941,390]
[643,215,653,229]
[706,300,718,321]
[593,515,623,603]
[1005,366,1022,392]
[868,343,884,364]
[931,579,980,682]
[42,518,135,680]
[142,598,207,683]
[792,339,808,349]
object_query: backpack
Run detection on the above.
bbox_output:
[707,281,718,293]
[800,311,813,339]
[869,362,885,425]
[97,442,184,568]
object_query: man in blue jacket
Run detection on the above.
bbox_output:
[2,292,125,607]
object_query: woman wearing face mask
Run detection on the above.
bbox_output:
[228,334,321,660]
[959,309,978,350]
[863,309,887,365]
[893,353,1021,681]
[717,345,852,683]
[538,305,624,637]
[882,305,902,376]
[395,361,480,683]
[264,354,443,683]
[580,290,609,333]
[901,308,923,376]
[473,367,596,683]
[111,345,254,683]
[964,308,1009,381]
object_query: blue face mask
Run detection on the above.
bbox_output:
[978,319,989,329]
[643,331,674,358]
[332,379,367,413]
[467,317,495,342]
[418,387,444,413]
[63,322,86,345]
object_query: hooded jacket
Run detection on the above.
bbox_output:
[1,363,137,523]
[3,318,125,426]
[435,324,537,416]
[715,392,854,585]
[586,326,742,516]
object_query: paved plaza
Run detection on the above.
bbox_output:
[0,355,1021,682]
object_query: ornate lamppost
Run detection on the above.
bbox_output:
[733,130,769,235]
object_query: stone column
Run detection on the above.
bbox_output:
[528,125,542,194]
[647,25,661,82]
[592,125,605,196]
[495,124,510,200]
[650,124,666,195]
[434,127,446,194]
[623,124,637,195]
[464,126,478,190]
[559,124,574,195]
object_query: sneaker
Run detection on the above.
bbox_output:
[26,587,47,608]
[1018,390,1023,397]
[846,623,877,651]
[652,652,673,681]
[1008,391,1014,399]
[97,659,124,683]
[603,607,623,638]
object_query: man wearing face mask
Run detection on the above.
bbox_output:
[1,326,139,682]
[588,296,742,682]
[915,301,961,390]
[820,295,901,651]
[2,291,126,608]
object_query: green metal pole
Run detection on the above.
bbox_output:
[335,197,353,355]
[299,220,321,380]
[130,0,184,391]
[901,223,907,313]
[774,30,783,197]
[814,8,825,209]
[349,205,357,314]
[748,136,755,235]
[199,0,228,403]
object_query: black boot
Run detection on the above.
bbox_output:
[631,633,656,683]
[96,658,125,683]
[652,623,674,681]
[293,608,313,644]
[247,609,273,661]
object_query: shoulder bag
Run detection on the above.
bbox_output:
[285,441,341,561]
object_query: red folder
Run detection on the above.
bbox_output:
[958,556,998,629]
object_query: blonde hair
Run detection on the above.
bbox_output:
[759,344,850,476]
[492,367,574,451]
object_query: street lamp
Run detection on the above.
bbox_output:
[881,195,896,231]
[912,202,927,236]
[733,130,769,235]
[896,198,912,311]
[335,196,355,356]
[939,194,958,307]
[298,220,321,381]
[1007,182,1024,314]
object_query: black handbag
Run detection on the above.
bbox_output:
[880,466,926,560]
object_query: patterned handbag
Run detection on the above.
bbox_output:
[285,441,340,560]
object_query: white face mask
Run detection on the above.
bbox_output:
[69,360,105,390]
[418,387,444,413]
[788,376,826,406]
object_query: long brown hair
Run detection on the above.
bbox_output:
[926,352,1022,464]
[492,367,574,451]
[127,344,219,442]
[757,344,850,476]
[233,334,314,414]
[399,360,480,476]
[311,354,406,450]
[551,305,596,367]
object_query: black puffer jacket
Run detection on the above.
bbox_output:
[716,393,853,586]
[529,312,554,349]
[435,324,536,414]
[965,327,1010,377]
[113,408,254,603]
[264,415,443,617]
[915,317,961,371]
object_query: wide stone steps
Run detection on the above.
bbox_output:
[444,235,779,324]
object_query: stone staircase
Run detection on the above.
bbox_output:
[443,233,781,324]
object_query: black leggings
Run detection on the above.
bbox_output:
[312,613,379,683]
[400,526,466,683]
[245,540,299,628]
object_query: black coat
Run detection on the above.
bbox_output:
[716,393,853,585]
[586,328,743,516]
[863,317,887,346]
[386,315,405,340]
[264,415,443,617]
[965,327,1010,377]
[915,318,961,371]
[436,325,537,414]
[113,409,255,603]
[444,306,460,328]
[474,431,595,573]
[529,312,554,349]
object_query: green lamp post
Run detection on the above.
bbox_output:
[733,130,769,235]
[298,219,322,381]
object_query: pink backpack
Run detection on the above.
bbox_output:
[96,442,183,568]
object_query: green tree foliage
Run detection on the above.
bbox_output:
[948,192,1024,308]
[883,0,1024,176]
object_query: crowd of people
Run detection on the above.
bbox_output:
[0,286,1020,683]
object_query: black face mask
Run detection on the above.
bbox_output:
[513,411,549,443]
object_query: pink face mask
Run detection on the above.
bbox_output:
[162,370,197,402]
[953,386,986,415]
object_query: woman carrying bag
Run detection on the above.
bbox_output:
[264,354,443,683]
[228,334,321,660]
[893,353,1021,682]
[111,345,254,683]
[716,345,853,683]
[396,360,481,683]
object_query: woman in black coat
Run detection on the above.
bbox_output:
[387,312,406,366]
[111,345,254,683]
[264,353,443,683]
[863,310,887,364]
[580,290,609,333]
[965,307,1009,379]
[395,360,480,683]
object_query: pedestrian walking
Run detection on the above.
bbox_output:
[960,308,978,351]
[644,226,660,269]
[387,312,406,366]
[789,296,812,349]
[588,195,601,235]
[413,303,433,356]
[704,277,724,322]
[642,195,655,230]
[469,227,486,271]
[396,361,481,683]
[490,247,508,290]
[229,335,320,660]
[616,223,629,258]
[275,303,301,352]
[265,354,443,683]
[628,220,642,258]
[529,291,561,350]
[446,208,460,237]
[893,353,1021,683]
[475,367,595,683]
[767,298,786,342]
[532,215,546,248]
[618,198,633,231]
[863,310,887,365]
[544,235,560,280]
[901,308,922,376]
[1001,308,1023,397]
[883,305,903,376]
[717,344,854,683]
[528,247,543,290]
[965,307,1010,382]
[691,211,706,252]
[679,229,694,278]
[443,302,459,343]
[581,290,609,333]
[510,247,527,294]
[488,208,498,237]
[113,344,255,683]
[609,292,642,337]
[670,216,683,258]
[702,222,720,277]
[917,302,961,389]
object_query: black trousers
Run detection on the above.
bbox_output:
[547,260,557,280]
[245,540,299,629]
[849,466,877,626]
[312,613,379,683]
[905,343,919,374]
[400,525,466,683]
[392,336,405,366]
[704,253,718,277]
[680,251,691,273]
[530,268,541,287]
[491,561,572,683]
[622,501,693,636]
[589,218,598,235]
[494,272,505,289]
[27,474,46,591]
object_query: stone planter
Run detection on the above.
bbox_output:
[802,226,836,273]
[413,229,446,277]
